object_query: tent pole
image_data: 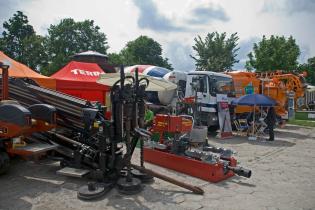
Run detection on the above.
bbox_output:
[253,93,256,137]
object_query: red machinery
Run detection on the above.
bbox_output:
[153,114,193,143]
[144,114,251,182]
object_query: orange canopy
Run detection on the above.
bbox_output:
[0,51,56,89]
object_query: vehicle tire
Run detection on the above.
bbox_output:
[0,151,10,175]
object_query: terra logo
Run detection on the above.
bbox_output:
[71,69,104,76]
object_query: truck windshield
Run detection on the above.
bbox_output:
[192,76,207,93]
[211,76,234,95]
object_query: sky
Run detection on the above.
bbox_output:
[0,0,314,71]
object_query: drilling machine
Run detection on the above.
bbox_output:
[46,66,154,198]
[0,62,57,174]
[0,64,205,197]
[54,66,204,198]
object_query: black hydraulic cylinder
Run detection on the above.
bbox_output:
[227,166,252,178]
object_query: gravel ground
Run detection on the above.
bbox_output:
[0,124,315,210]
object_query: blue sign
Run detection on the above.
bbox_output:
[245,84,254,94]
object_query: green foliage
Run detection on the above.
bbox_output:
[21,35,48,70]
[0,13,173,73]
[1,13,174,74]
[0,11,46,70]
[191,32,239,72]
[43,18,109,75]
[119,35,173,70]
[246,35,300,72]
[298,57,315,85]
[307,57,315,85]
[107,52,124,66]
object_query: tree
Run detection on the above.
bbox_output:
[246,35,300,72]
[0,11,46,70]
[43,18,109,75]
[120,35,173,70]
[107,52,124,66]
[191,32,239,72]
[21,35,48,70]
[298,57,315,85]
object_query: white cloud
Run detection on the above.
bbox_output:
[0,0,314,69]
[186,1,229,24]
[234,37,260,70]
[165,42,195,71]
[132,0,187,32]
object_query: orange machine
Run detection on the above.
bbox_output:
[0,62,57,174]
[153,114,193,143]
[227,71,261,115]
[226,71,307,118]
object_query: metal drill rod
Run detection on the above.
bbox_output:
[135,67,139,97]
[135,67,144,167]
[140,136,144,167]
[125,103,133,182]
[47,131,83,146]
[120,65,125,141]
[120,66,135,182]
[131,164,204,195]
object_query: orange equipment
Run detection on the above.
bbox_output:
[153,114,192,132]
[226,70,307,118]
[152,114,193,144]
[0,62,57,140]
[0,62,57,174]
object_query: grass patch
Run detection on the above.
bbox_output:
[287,119,315,127]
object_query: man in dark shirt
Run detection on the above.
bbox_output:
[265,107,276,141]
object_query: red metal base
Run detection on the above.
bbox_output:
[144,148,236,183]
[219,131,233,139]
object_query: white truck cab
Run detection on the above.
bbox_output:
[185,71,234,126]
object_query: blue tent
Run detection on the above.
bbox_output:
[231,94,277,106]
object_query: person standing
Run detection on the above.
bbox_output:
[265,107,276,141]
[144,104,154,128]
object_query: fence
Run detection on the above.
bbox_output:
[305,89,315,109]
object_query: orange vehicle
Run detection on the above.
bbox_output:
[226,70,307,118]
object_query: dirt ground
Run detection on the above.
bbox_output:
[0,124,315,210]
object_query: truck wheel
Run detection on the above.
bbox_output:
[0,151,10,175]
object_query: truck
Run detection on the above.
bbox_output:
[144,70,235,127]
[184,71,234,126]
